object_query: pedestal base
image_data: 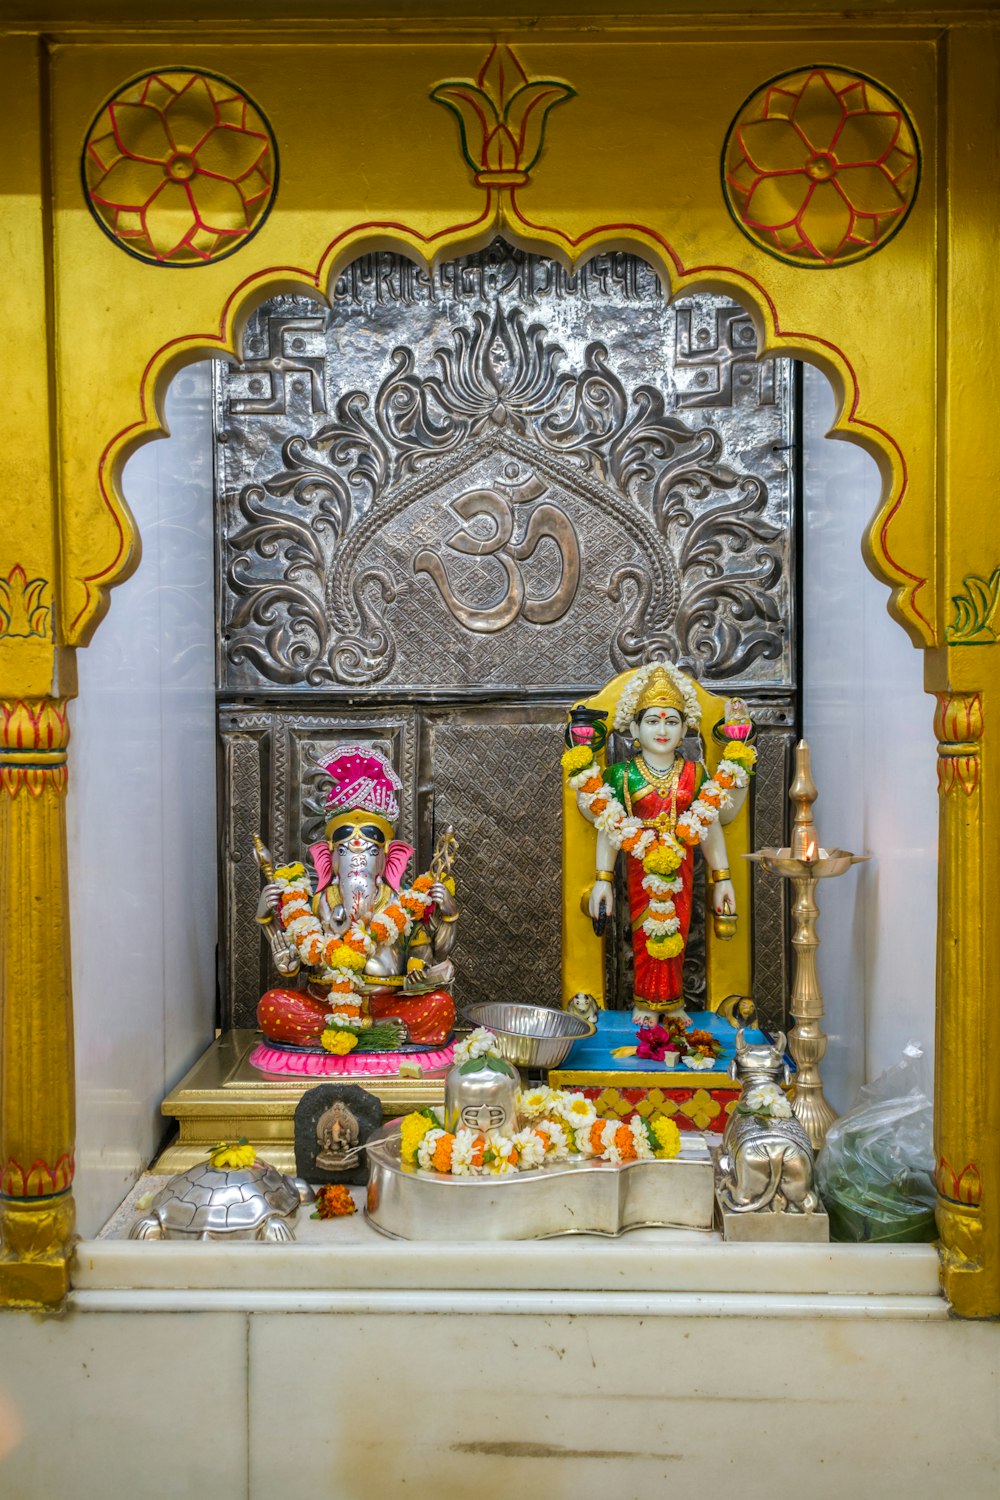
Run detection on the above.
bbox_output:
[549,1010,780,1134]
[720,1207,830,1243]
[158,1030,450,1175]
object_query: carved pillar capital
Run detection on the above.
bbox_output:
[0,696,70,797]
[934,691,983,795]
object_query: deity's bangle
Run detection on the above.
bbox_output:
[596,869,616,883]
[439,912,459,923]
[710,867,731,884]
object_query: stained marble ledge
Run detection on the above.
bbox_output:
[73,1176,944,1310]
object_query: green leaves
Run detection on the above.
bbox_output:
[458,1052,514,1076]
[946,567,1000,645]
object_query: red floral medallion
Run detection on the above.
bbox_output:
[723,67,920,267]
[82,69,277,266]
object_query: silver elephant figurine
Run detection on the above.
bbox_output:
[716,1029,821,1215]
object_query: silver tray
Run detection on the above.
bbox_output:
[365,1127,715,1240]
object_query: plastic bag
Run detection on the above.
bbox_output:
[815,1042,937,1243]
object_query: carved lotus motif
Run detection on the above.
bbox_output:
[432,43,574,185]
[723,68,920,267]
[83,70,277,265]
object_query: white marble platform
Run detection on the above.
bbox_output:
[79,1173,943,1314]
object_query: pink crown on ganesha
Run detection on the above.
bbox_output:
[322,745,402,824]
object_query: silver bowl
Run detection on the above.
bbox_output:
[462,1002,596,1069]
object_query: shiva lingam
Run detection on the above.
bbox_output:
[747,740,868,1151]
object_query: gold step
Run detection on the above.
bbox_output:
[157,1029,448,1175]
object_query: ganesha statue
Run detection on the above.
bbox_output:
[563,662,756,1023]
[252,746,458,1072]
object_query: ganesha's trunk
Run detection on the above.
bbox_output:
[336,846,381,923]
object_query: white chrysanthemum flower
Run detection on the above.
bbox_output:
[487,1135,518,1174]
[745,1084,793,1118]
[451,1128,478,1175]
[630,1116,655,1160]
[646,900,678,919]
[324,1012,361,1030]
[594,804,624,837]
[453,1027,500,1066]
[644,916,674,936]
[600,1119,625,1163]
[283,913,314,936]
[518,1087,556,1122]
[327,968,361,987]
[683,1055,716,1071]
[550,1092,598,1130]
[642,873,673,896]
[416,1128,446,1170]
[538,1119,570,1159]
[513,1129,546,1171]
[573,1124,598,1156]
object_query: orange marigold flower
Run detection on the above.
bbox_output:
[589,1121,605,1152]
[716,770,735,789]
[622,834,640,853]
[432,1134,455,1172]
[413,874,434,893]
[581,775,604,794]
[400,893,425,915]
[678,824,701,847]
[370,917,392,943]
[590,798,609,816]
[700,788,721,807]
[313,1184,357,1219]
[471,1134,486,1168]
[385,904,406,926]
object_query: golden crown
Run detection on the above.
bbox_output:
[325,807,395,844]
[634,666,687,717]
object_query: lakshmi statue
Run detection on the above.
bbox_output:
[564,662,756,1021]
[254,746,458,1056]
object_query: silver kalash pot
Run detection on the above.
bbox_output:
[444,1048,521,1135]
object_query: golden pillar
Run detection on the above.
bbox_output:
[0,697,76,1305]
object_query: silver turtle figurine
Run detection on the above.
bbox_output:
[129,1160,314,1242]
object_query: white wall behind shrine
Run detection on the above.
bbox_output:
[801,362,938,1112]
[67,364,217,1237]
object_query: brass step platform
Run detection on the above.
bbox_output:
[158,1029,449,1175]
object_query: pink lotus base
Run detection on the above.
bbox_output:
[249,1041,455,1078]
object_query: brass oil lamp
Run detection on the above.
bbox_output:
[747,740,868,1150]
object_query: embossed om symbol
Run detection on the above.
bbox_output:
[413,476,581,632]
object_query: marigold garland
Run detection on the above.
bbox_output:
[399,1087,683,1177]
[270,865,437,995]
[567,738,756,954]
